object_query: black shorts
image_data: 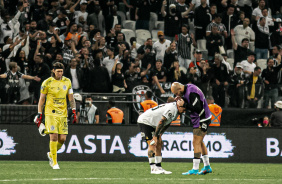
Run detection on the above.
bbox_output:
[199,119,211,132]
[138,123,156,141]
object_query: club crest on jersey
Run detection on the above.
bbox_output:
[50,125,55,131]
[63,85,67,90]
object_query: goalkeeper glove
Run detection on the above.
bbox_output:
[34,113,42,128]
[72,109,77,124]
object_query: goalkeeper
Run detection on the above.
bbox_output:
[35,62,76,170]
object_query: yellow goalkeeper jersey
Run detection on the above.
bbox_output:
[40,77,73,117]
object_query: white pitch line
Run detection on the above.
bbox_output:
[0,178,282,182]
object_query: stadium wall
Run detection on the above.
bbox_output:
[0,124,282,163]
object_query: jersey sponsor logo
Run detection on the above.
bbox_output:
[129,132,235,158]
[0,130,17,155]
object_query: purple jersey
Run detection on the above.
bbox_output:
[183,84,211,128]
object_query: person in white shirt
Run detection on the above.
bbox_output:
[234,18,255,45]
[137,100,186,174]
[252,0,272,21]
[153,31,171,62]
[70,0,89,24]
[80,96,99,124]
[102,47,115,80]
[241,52,256,77]
[261,8,274,27]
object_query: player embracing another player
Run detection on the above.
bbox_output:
[171,82,212,175]
[34,62,77,169]
[137,98,186,174]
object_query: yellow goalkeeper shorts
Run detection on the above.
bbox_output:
[45,115,68,134]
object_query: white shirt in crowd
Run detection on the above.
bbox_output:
[86,104,98,124]
[240,60,256,77]
[237,0,252,7]
[70,68,80,89]
[191,0,210,8]
[252,7,272,19]
[137,102,178,128]
[153,39,171,63]
[234,25,255,46]
[74,11,88,24]
[102,56,115,80]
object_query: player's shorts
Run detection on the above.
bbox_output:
[193,119,211,132]
[45,115,68,134]
[138,123,155,141]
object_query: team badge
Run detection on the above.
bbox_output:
[63,85,67,90]
[51,125,55,131]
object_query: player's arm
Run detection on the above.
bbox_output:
[38,93,46,113]
[151,116,168,146]
[68,92,77,124]
[0,73,7,78]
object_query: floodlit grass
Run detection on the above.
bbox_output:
[0,161,282,184]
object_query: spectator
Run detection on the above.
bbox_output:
[241,51,257,78]
[262,8,274,30]
[130,37,141,59]
[3,37,23,70]
[153,31,171,64]
[164,42,178,70]
[271,45,281,65]
[237,0,252,20]
[0,62,40,104]
[135,0,151,30]
[189,49,202,72]
[167,60,187,83]
[194,0,211,40]
[187,66,201,86]
[87,5,105,36]
[151,59,167,83]
[137,38,153,58]
[113,32,130,56]
[237,11,245,25]
[99,0,115,18]
[228,63,245,108]
[80,96,99,124]
[210,54,229,107]
[29,0,46,22]
[207,96,222,127]
[198,59,213,96]
[231,29,252,67]
[62,38,77,66]
[261,58,282,109]
[102,47,115,80]
[222,5,238,49]
[37,12,53,32]
[112,58,127,93]
[105,5,121,34]
[53,53,66,68]
[206,25,223,61]
[270,101,282,127]
[70,0,88,25]
[177,24,196,69]
[46,22,57,40]
[106,100,125,124]
[176,0,189,28]
[233,18,255,46]
[53,8,69,34]
[270,19,282,49]
[64,58,84,93]
[206,14,227,39]
[252,0,271,22]
[245,66,263,108]
[88,58,111,93]
[253,17,270,59]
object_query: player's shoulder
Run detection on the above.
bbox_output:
[62,76,71,83]
[166,102,177,109]
[42,77,54,85]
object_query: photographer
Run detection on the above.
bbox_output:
[80,96,99,124]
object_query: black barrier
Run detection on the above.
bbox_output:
[1,124,282,163]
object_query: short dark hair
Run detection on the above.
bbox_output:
[146,91,153,99]
[241,38,249,43]
[254,66,261,71]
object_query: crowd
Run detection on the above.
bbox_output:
[0,0,282,113]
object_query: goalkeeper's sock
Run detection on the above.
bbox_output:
[155,156,162,167]
[193,158,200,170]
[57,142,63,151]
[202,155,210,167]
[50,141,58,166]
[149,157,155,169]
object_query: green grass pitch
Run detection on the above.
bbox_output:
[0,161,282,184]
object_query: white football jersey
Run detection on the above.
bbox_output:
[137,102,178,128]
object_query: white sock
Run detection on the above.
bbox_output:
[149,157,155,169]
[202,155,210,167]
[193,159,200,170]
[155,156,162,167]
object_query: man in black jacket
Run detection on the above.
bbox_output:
[261,58,282,109]
[206,26,223,61]
[253,17,270,59]
[64,58,84,93]
[194,0,210,40]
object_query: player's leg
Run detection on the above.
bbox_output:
[49,133,59,168]
[198,141,212,175]
[58,134,67,150]
[155,137,172,174]
[182,129,205,175]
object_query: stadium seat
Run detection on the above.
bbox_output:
[227,49,234,59]
[151,30,160,42]
[123,20,136,31]
[226,58,234,69]
[249,41,255,52]
[149,12,158,32]
[155,21,164,31]
[180,66,187,74]
[121,29,136,45]
[136,29,151,45]
[126,11,130,20]
[257,59,267,70]
[117,11,126,23]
